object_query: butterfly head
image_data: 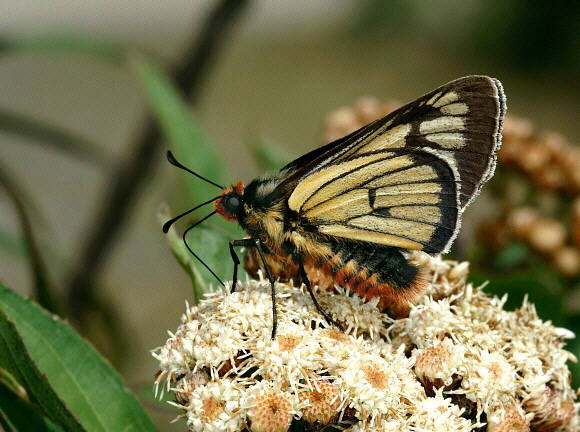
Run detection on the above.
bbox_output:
[215,180,245,221]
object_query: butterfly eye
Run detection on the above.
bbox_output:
[224,196,240,214]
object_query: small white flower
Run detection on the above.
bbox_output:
[409,389,472,431]
[185,381,244,432]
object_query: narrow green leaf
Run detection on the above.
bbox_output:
[158,203,243,295]
[158,203,207,302]
[184,224,238,285]
[0,381,64,432]
[0,284,159,432]
[0,35,124,64]
[130,55,224,203]
[0,309,84,432]
[250,137,296,171]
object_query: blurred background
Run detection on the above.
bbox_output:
[1,1,579,429]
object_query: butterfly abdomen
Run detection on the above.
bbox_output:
[313,239,426,318]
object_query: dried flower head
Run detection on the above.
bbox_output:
[523,385,578,431]
[174,368,210,405]
[298,380,341,430]
[475,112,580,278]
[487,402,531,432]
[413,338,465,394]
[153,254,579,431]
[184,380,245,432]
[247,383,295,432]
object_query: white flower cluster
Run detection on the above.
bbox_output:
[153,255,579,431]
[398,253,580,431]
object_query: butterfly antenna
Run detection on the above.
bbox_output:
[163,195,222,233]
[166,150,224,190]
[182,211,225,287]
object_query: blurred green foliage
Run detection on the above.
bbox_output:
[356,0,580,79]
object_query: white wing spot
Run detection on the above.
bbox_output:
[432,91,459,108]
[427,91,443,106]
[425,133,466,149]
[440,102,469,115]
[419,116,466,134]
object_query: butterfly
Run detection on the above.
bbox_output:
[164,75,506,338]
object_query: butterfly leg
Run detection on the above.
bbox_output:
[229,238,279,338]
[296,259,345,332]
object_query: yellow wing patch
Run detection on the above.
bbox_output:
[348,123,410,157]
[388,205,441,224]
[288,153,414,213]
[419,116,466,134]
[374,192,440,209]
[365,165,438,188]
[303,189,371,221]
[318,224,424,250]
[431,90,459,107]
[349,214,438,246]
[425,133,466,149]
[440,102,469,115]
[373,182,442,195]
[288,151,451,251]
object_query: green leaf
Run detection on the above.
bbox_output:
[184,224,238,288]
[250,137,296,171]
[0,284,159,432]
[130,55,224,204]
[158,203,207,303]
[0,308,84,432]
[0,381,64,432]
[0,35,124,64]
[159,203,240,301]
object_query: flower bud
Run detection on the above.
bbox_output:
[507,207,538,238]
[248,388,293,432]
[413,339,463,394]
[523,386,577,431]
[487,403,530,432]
[527,219,566,253]
[552,246,580,277]
[299,381,341,430]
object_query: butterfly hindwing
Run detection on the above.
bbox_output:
[286,76,506,254]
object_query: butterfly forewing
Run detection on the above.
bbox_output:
[167,75,506,337]
[287,76,505,254]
